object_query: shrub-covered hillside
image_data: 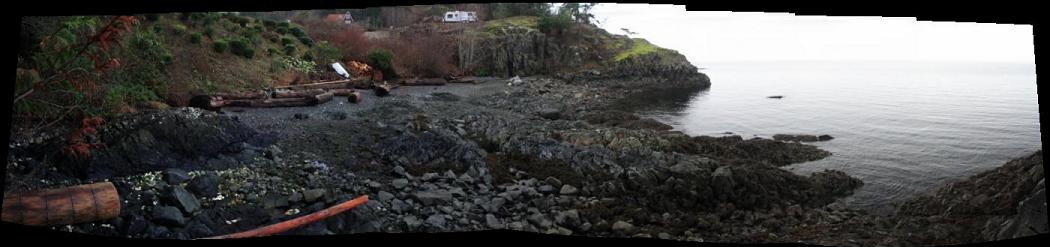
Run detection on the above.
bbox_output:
[15,13,346,132]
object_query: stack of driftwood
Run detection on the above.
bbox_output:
[398,75,478,86]
[191,79,382,110]
[189,74,481,110]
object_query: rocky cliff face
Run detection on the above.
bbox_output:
[457,21,710,91]
[465,26,586,77]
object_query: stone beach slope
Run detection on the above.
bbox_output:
[4,53,1044,245]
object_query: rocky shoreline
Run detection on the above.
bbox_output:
[3,72,1045,245]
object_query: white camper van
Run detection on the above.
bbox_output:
[443,11,477,23]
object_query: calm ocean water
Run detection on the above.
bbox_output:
[636,60,1041,214]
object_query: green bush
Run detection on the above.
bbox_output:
[367,48,395,77]
[265,32,279,42]
[172,24,188,35]
[152,25,163,34]
[298,36,314,47]
[243,32,261,45]
[280,36,296,46]
[474,67,491,77]
[289,26,307,38]
[233,16,250,27]
[203,27,215,38]
[103,82,160,110]
[277,21,291,29]
[276,26,288,34]
[267,47,279,56]
[106,27,171,103]
[302,53,314,62]
[187,13,206,25]
[213,39,229,53]
[263,20,276,28]
[284,44,297,55]
[190,32,203,44]
[537,13,573,35]
[160,52,174,64]
[310,42,342,64]
[229,38,254,59]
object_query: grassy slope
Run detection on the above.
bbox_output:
[140,14,312,106]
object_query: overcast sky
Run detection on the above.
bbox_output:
[588,4,1036,64]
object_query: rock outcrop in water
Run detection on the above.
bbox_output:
[895,150,1046,243]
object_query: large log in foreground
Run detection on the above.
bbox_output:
[2,182,120,226]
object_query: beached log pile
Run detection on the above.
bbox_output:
[189,75,481,110]
[190,80,366,110]
[398,76,479,86]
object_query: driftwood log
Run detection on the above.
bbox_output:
[347,91,362,103]
[225,92,332,108]
[329,89,362,103]
[313,91,334,104]
[2,182,120,226]
[445,76,478,84]
[215,91,266,100]
[329,88,355,97]
[272,88,326,98]
[275,79,353,91]
[401,78,447,86]
[374,84,397,97]
[188,95,226,111]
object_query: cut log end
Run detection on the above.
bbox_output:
[375,84,393,97]
[347,92,362,103]
[2,182,120,226]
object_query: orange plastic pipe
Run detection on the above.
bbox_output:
[205,195,369,239]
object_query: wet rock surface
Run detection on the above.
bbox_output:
[772,134,834,143]
[4,75,1043,245]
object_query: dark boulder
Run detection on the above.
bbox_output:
[187,172,220,198]
[162,186,202,214]
[151,206,187,227]
[163,168,191,185]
